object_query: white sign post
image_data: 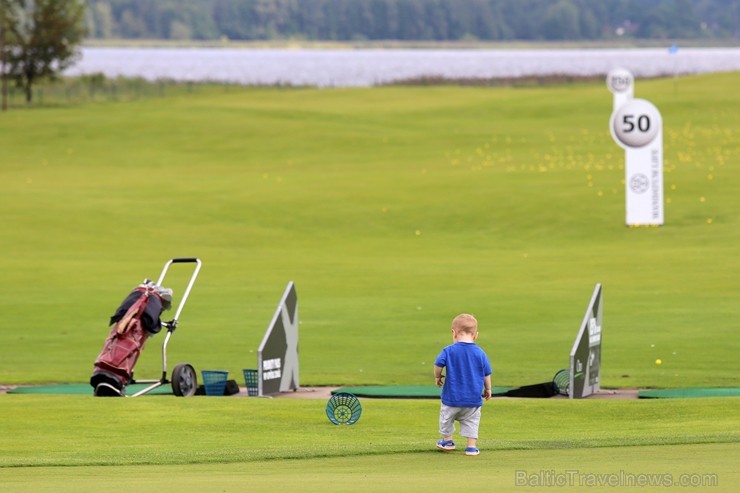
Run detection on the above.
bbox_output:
[606,67,634,112]
[609,99,664,226]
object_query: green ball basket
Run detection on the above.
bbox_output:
[552,368,570,396]
[326,392,362,425]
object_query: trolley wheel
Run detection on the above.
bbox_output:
[171,363,197,397]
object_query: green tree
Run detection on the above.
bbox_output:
[1,2,12,111]
[3,0,86,103]
[85,0,113,38]
[542,0,581,40]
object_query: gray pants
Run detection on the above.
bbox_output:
[439,404,481,439]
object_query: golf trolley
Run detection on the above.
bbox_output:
[91,258,202,397]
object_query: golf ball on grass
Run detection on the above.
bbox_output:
[655,359,662,365]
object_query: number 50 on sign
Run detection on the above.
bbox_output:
[609,98,664,226]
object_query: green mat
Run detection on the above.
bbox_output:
[336,386,740,399]
[638,388,740,399]
[334,385,513,399]
[9,384,740,399]
[7,383,173,396]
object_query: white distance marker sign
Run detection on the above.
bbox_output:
[610,98,664,226]
[606,67,634,112]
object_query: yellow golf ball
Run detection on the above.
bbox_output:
[655,359,662,365]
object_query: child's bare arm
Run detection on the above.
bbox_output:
[483,374,492,400]
[434,365,445,387]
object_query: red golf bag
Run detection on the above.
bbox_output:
[91,283,169,396]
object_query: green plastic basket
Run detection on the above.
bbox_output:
[326,392,362,425]
[552,368,570,396]
[242,369,259,397]
[201,370,229,396]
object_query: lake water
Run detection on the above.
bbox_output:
[64,47,740,87]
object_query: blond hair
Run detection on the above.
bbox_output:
[452,313,478,336]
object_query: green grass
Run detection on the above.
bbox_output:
[0,73,739,490]
[1,73,738,388]
[0,444,736,492]
[0,396,737,491]
[3,396,738,467]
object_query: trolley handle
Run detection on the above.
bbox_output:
[156,258,202,323]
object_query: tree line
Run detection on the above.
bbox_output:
[85,0,739,42]
[1,0,738,109]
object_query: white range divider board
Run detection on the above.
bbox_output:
[257,282,298,396]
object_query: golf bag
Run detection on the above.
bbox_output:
[91,281,172,396]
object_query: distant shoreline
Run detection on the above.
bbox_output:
[82,38,740,50]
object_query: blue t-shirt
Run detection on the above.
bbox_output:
[435,341,492,407]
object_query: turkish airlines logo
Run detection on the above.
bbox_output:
[629,173,649,194]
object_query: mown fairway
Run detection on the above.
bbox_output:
[0,73,738,491]
[0,396,738,492]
